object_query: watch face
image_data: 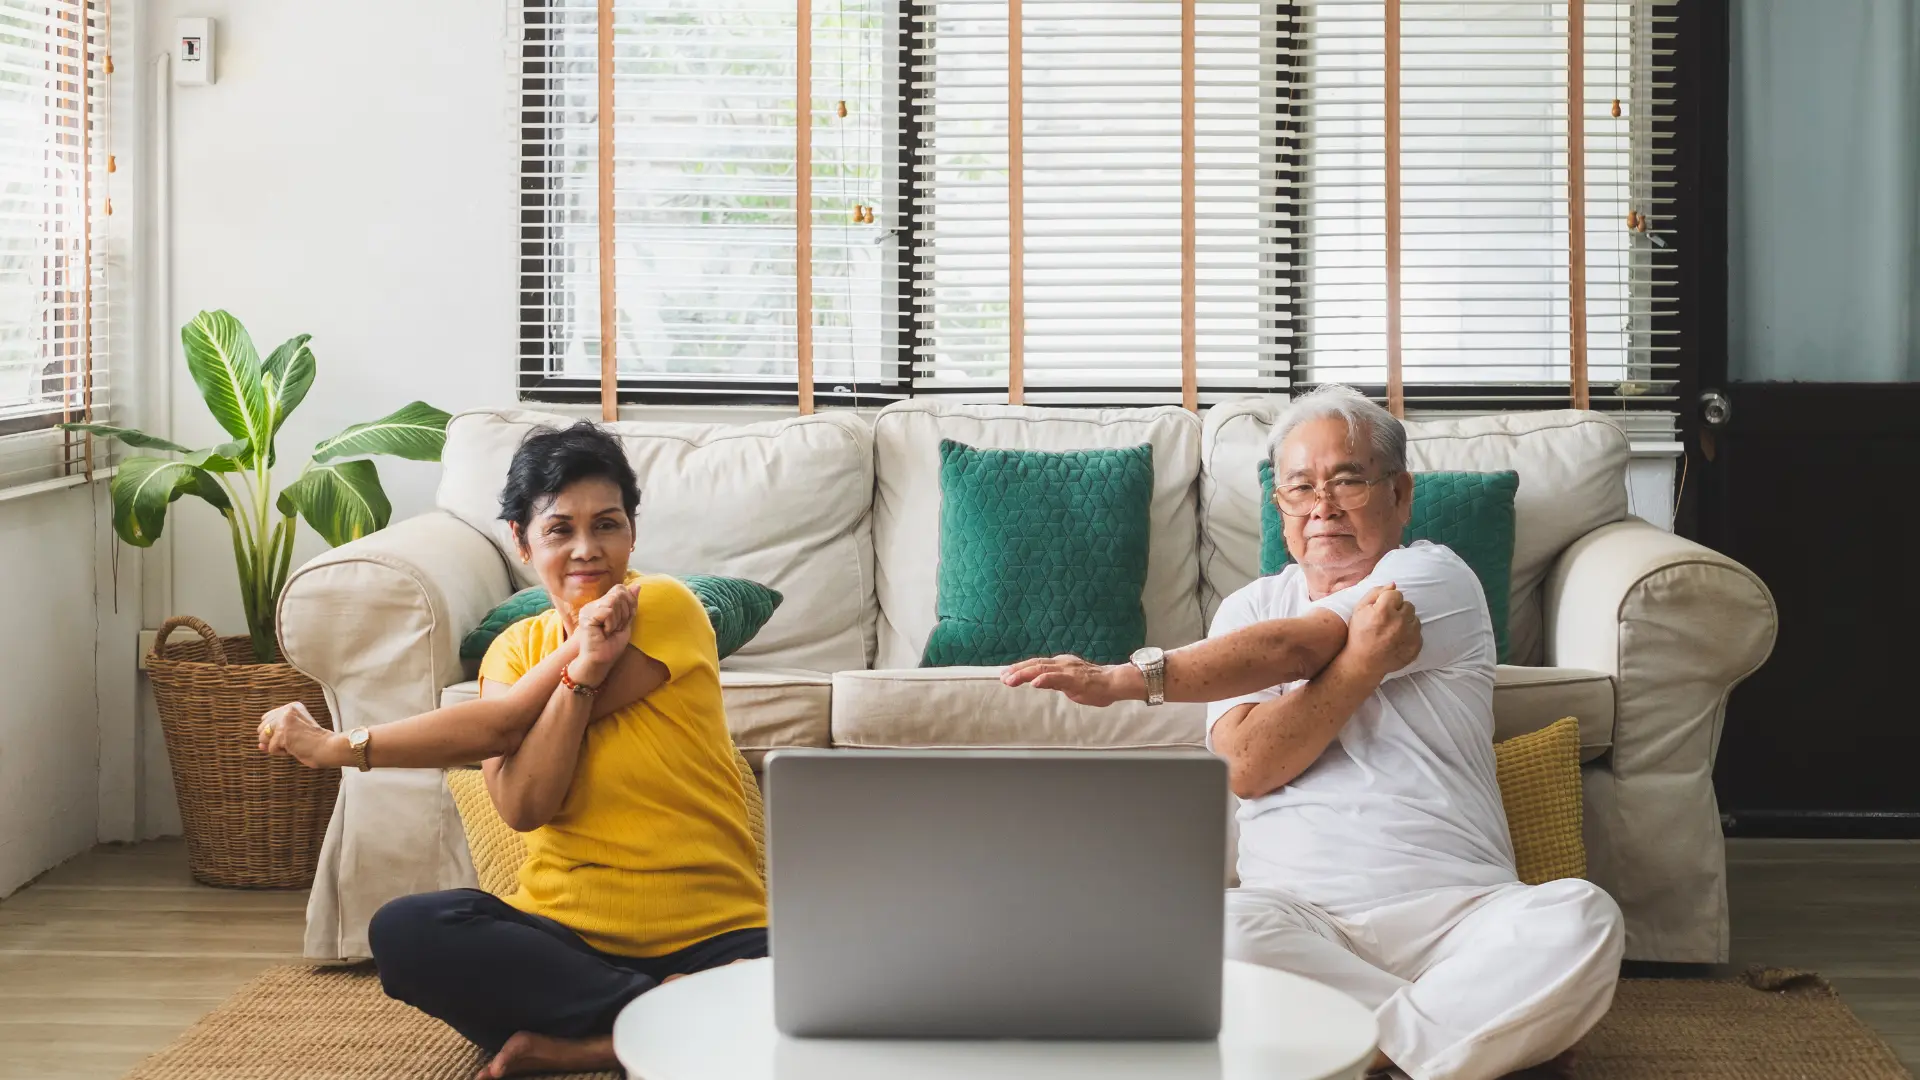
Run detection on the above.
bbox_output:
[1131,646,1165,666]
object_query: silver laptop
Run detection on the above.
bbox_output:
[766,749,1228,1039]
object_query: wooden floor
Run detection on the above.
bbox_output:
[0,838,1914,1079]
[0,840,307,1080]
[1721,838,1920,1071]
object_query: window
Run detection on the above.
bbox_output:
[905,0,1289,405]
[519,0,897,406]
[0,0,110,488]
[1292,0,1676,438]
[519,0,1677,434]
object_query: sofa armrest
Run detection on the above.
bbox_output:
[278,510,510,960]
[1543,517,1777,962]
[279,510,511,728]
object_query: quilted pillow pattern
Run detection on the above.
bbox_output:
[459,576,784,663]
[1259,461,1518,663]
[921,439,1154,667]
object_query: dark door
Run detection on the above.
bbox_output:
[1685,1,1920,835]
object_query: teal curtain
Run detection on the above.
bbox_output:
[1729,0,1920,382]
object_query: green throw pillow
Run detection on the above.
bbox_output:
[1257,460,1518,663]
[459,575,783,664]
[921,439,1154,667]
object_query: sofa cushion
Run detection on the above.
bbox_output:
[441,667,831,769]
[1494,717,1587,885]
[1203,404,1630,667]
[436,408,874,674]
[923,440,1156,667]
[1493,665,1613,763]
[831,667,1208,750]
[872,401,1205,669]
[829,665,1610,763]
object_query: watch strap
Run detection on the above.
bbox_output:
[1137,655,1167,706]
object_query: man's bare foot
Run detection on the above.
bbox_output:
[476,1031,617,1079]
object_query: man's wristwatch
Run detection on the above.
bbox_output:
[1129,646,1167,706]
[346,726,372,772]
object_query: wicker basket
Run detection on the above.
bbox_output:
[147,616,340,889]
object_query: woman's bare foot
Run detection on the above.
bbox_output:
[476,1031,617,1079]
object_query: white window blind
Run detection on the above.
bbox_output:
[905,0,1290,404]
[520,0,1682,422]
[519,0,896,406]
[0,0,111,490]
[1292,0,1677,439]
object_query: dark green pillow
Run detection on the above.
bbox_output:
[459,575,783,664]
[921,439,1154,667]
[1258,460,1518,663]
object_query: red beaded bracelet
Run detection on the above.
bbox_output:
[559,665,598,697]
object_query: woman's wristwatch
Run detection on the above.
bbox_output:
[346,727,372,771]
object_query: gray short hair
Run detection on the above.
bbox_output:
[1265,384,1408,475]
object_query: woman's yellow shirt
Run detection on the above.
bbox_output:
[478,572,766,957]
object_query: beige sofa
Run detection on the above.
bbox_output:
[278,400,1776,965]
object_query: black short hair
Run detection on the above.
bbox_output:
[497,421,640,540]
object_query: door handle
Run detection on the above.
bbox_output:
[1699,389,1732,428]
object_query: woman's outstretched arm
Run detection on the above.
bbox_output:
[259,585,658,770]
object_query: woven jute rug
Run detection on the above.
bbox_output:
[123,963,1910,1080]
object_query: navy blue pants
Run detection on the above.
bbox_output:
[368,888,768,1053]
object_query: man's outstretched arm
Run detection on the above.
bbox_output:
[1212,587,1421,798]
[1001,589,1412,707]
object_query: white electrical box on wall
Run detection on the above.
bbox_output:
[175,17,214,85]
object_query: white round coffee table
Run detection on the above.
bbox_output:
[613,958,1377,1080]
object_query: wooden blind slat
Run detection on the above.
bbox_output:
[1567,0,1590,410]
[597,0,616,420]
[1007,0,1024,405]
[1384,0,1404,418]
[797,0,814,414]
[1180,0,1196,412]
[81,0,95,476]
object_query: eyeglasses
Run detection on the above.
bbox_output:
[1273,473,1397,517]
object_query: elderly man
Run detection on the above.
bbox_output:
[1003,385,1623,1080]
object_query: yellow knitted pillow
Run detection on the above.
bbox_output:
[446,746,767,898]
[1494,717,1587,885]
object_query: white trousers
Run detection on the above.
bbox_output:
[1226,879,1624,1080]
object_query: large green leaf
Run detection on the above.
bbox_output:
[276,460,392,547]
[183,439,251,473]
[56,423,191,453]
[109,457,233,548]
[261,334,316,438]
[311,401,450,463]
[180,311,268,459]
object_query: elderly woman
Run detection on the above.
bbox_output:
[258,421,765,1079]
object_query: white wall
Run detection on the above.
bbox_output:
[121,0,525,832]
[0,484,134,897]
[146,0,520,632]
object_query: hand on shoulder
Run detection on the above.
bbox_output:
[1347,584,1422,676]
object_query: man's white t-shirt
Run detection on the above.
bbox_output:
[1207,541,1516,910]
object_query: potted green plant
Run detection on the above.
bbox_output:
[63,310,452,888]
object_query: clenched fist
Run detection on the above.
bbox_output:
[1347,584,1422,677]
[573,581,641,675]
[258,701,346,769]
